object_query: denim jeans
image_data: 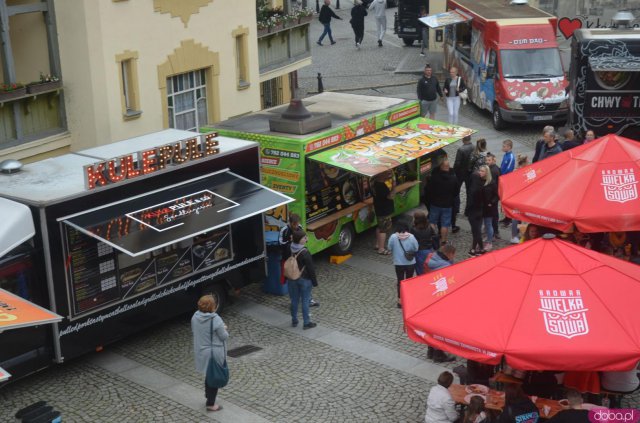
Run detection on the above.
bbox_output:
[318,23,334,43]
[288,277,312,325]
[483,216,494,241]
[414,248,433,275]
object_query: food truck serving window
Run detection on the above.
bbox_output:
[59,170,292,317]
[61,170,291,257]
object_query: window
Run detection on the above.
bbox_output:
[167,69,208,131]
[233,27,250,90]
[116,51,141,119]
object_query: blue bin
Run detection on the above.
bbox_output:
[264,234,288,295]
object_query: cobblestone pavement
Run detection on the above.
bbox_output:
[0,360,219,423]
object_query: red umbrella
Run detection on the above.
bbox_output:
[401,235,640,371]
[499,134,640,233]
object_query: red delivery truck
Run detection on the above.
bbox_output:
[420,0,569,129]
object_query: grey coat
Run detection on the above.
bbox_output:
[191,310,228,374]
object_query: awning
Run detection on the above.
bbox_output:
[589,56,640,72]
[0,198,35,258]
[0,288,62,332]
[309,118,476,177]
[419,10,473,29]
[61,170,293,257]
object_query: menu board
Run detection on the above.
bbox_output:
[66,227,120,314]
[64,225,233,317]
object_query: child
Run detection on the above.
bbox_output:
[499,139,515,226]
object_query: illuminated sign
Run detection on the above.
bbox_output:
[84,133,220,190]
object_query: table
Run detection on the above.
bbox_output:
[490,371,524,388]
[449,384,564,419]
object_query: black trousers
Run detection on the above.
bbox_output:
[352,24,364,44]
[468,210,484,251]
[205,383,219,406]
[395,265,415,298]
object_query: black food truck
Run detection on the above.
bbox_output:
[0,129,291,382]
[568,27,640,140]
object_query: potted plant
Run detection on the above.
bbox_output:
[283,13,297,28]
[257,21,269,37]
[268,14,284,32]
[26,73,62,95]
[297,8,314,24]
[0,83,26,102]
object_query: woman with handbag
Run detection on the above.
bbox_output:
[443,66,466,125]
[388,221,418,309]
[191,294,229,412]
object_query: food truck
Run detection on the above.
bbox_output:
[420,0,569,129]
[207,93,475,255]
[568,27,640,140]
[0,129,291,381]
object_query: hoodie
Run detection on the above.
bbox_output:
[388,232,419,265]
[290,242,318,286]
[191,310,228,374]
[427,251,452,271]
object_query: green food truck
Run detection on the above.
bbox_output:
[206,93,475,255]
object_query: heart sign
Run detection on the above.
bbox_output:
[558,17,583,39]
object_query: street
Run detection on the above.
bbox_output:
[1,5,639,422]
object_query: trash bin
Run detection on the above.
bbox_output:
[263,232,287,296]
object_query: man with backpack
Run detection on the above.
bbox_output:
[280,214,319,307]
[284,230,318,330]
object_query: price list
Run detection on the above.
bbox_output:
[66,227,120,314]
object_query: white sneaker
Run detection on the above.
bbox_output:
[484,243,493,251]
[510,237,520,244]
[420,52,425,57]
[356,43,360,49]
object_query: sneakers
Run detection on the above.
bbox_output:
[378,40,382,47]
[420,52,425,57]
[451,226,461,234]
[484,243,493,251]
[356,42,360,49]
[316,41,322,46]
[510,236,521,244]
[303,322,317,330]
[309,299,320,307]
[330,41,336,45]
[291,320,298,327]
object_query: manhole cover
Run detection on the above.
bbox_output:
[227,345,262,358]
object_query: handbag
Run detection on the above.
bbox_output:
[457,77,468,104]
[205,319,229,388]
[398,238,416,261]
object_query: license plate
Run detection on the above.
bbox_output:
[533,115,552,121]
[404,28,416,32]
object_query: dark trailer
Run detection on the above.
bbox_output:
[0,129,291,382]
[568,28,640,140]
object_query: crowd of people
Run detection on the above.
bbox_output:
[316,0,388,49]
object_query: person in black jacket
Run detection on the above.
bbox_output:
[532,125,555,163]
[498,384,539,423]
[486,153,501,241]
[317,0,342,46]
[350,0,367,49]
[467,166,488,256]
[480,165,498,251]
[417,65,443,119]
[425,157,458,246]
[287,230,318,329]
[453,135,474,232]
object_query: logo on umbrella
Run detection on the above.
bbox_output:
[538,290,589,339]
[431,273,455,296]
[601,169,638,204]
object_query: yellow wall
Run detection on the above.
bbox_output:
[52,0,261,151]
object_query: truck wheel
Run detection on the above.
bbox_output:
[492,103,506,130]
[402,38,414,46]
[332,223,355,255]
[205,283,228,312]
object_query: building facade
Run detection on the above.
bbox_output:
[0,0,266,162]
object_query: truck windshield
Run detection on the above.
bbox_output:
[501,48,563,78]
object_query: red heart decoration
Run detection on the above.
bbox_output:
[558,17,582,39]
